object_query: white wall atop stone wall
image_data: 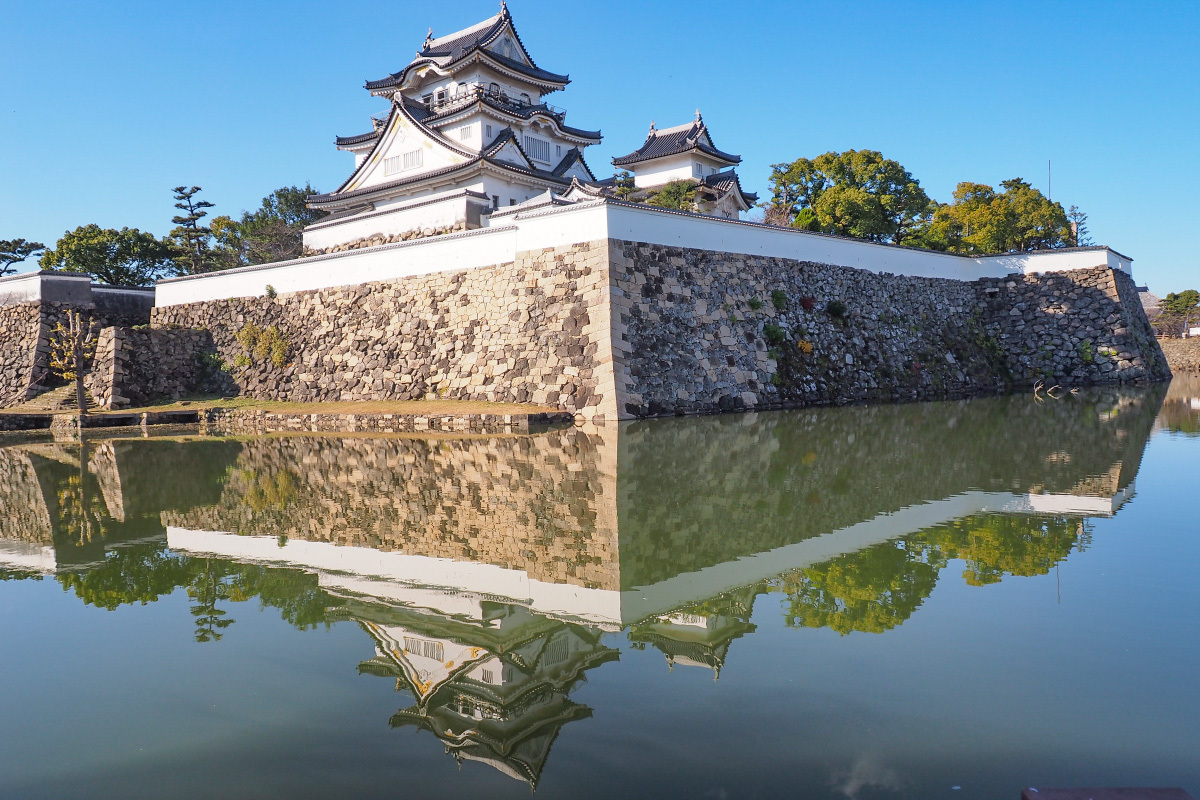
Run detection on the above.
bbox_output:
[156,200,1135,306]
[157,226,518,306]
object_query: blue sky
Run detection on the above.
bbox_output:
[2,0,1197,293]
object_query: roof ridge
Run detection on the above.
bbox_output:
[424,11,504,49]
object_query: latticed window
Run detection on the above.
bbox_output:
[524,135,550,163]
[404,637,444,661]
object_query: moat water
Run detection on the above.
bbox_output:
[1,381,1197,800]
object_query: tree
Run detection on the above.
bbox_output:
[1067,205,1092,247]
[767,150,934,245]
[48,310,97,417]
[209,184,327,268]
[647,180,697,210]
[39,224,176,286]
[169,185,216,275]
[1,238,45,275]
[1162,289,1199,315]
[1156,289,1200,337]
[926,179,1071,254]
[611,171,637,200]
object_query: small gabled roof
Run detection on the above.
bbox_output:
[702,169,758,205]
[364,6,569,94]
[551,147,596,181]
[335,130,380,148]
[612,112,741,167]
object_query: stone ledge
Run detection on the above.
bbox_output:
[199,407,576,435]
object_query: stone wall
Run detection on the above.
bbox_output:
[979,265,1170,388]
[0,303,41,407]
[1158,337,1200,373]
[139,239,1167,419]
[85,327,230,410]
[0,295,155,409]
[609,240,1169,416]
[151,241,618,418]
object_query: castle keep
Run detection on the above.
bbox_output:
[1,8,1169,416]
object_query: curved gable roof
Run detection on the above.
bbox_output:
[612,116,740,167]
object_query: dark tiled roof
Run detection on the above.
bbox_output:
[335,130,381,147]
[703,170,758,204]
[612,119,740,166]
[308,158,484,206]
[365,8,568,92]
[551,148,596,181]
[420,94,599,140]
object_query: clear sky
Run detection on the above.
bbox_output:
[2,0,1197,293]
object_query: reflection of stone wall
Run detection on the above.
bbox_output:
[158,387,1161,593]
[164,430,622,590]
[0,447,53,544]
[613,386,1164,587]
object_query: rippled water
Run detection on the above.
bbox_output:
[1,383,1197,799]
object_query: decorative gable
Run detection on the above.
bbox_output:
[341,105,471,194]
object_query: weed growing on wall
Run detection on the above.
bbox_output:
[1079,340,1095,363]
[235,323,291,369]
[747,297,764,311]
[771,290,788,311]
[764,323,787,346]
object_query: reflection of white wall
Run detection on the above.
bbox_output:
[0,541,57,573]
[165,487,1126,628]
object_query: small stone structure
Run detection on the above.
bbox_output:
[85,326,228,410]
[0,272,153,408]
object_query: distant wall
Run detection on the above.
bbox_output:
[1158,337,1200,373]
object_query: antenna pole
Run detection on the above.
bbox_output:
[1048,159,1052,201]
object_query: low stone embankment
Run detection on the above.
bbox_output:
[1158,338,1200,373]
[200,407,574,435]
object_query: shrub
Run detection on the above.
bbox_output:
[1079,339,1095,363]
[748,297,764,311]
[764,323,787,345]
[771,290,787,310]
[265,284,277,299]
[799,295,816,311]
[235,323,291,369]
[826,299,847,318]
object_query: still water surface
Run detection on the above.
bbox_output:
[1,383,1197,799]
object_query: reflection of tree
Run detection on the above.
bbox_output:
[778,539,945,635]
[188,559,234,643]
[54,543,338,639]
[776,514,1089,635]
[927,515,1086,586]
[240,468,299,512]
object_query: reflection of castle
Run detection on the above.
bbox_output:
[352,602,618,788]
[628,586,759,680]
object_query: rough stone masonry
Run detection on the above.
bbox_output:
[135,238,1167,419]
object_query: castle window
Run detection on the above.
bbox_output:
[489,82,501,97]
[384,149,422,175]
[458,124,473,140]
[520,92,530,105]
[523,135,550,163]
[492,195,499,209]
[485,124,493,138]
[556,145,562,158]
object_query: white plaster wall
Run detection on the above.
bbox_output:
[603,203,1005,280]
[303,196,478,251]
[0,271,93,306]
[977,248,1132,275]
[163,201,1135,305]
[157,226,518,306]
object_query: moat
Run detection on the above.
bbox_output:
[1,381,1197,799]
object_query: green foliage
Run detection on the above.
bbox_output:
[169,186,217,275]
[768,150,934,245]
[825,299,847,318]
[265,284,277,299]
[611,170,637,200]
[926,179,1071,253]
[647,180,697,211]
[211,185,328,268]
[235,323,290,369]
[763,323,787,346]
[39,224,175,286]
[1067,205,1092,246]
[747,296,764,311]
[790,207,819,231]
[1162,289,1199,315]
[770,290,788,310]
[196,350,230,378]
[0,238,45,275]
[1079,339,1095,363]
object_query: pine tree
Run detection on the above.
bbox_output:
[1,238,45,275]
[170,186,216,274]
[1067,205,1092,247]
